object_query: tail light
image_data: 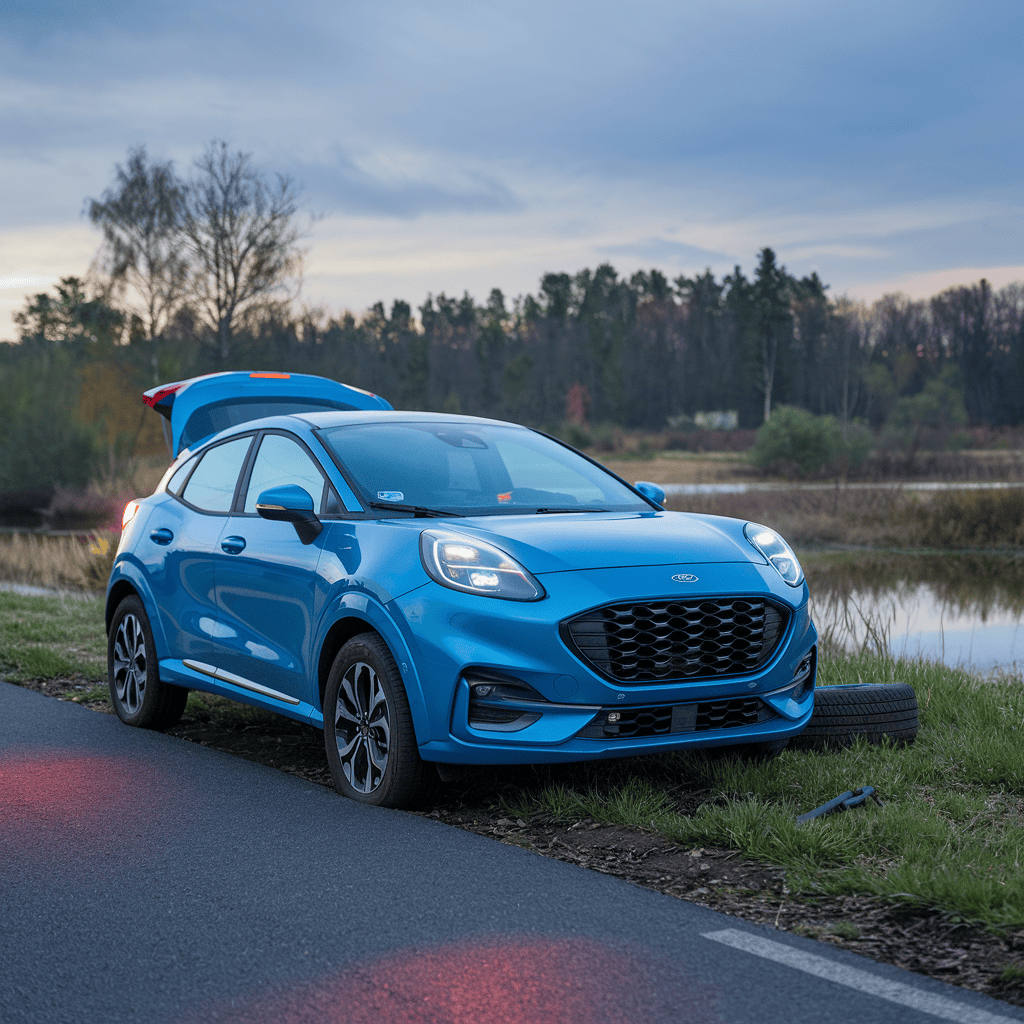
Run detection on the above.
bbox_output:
[122,501,141,531]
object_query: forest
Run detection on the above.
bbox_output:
[2,143,1023,500]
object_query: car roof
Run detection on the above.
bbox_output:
[295,409,529,430]
[143,372,392,456]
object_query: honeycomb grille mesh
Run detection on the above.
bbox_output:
[563,598,787,684]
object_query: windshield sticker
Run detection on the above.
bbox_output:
[377,491,404,502]
[497,491,512,503]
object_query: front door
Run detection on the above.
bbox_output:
[211,432,330,706]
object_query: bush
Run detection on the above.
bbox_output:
[751,406,872,478]
[0,352,101,496]
[554,422,592,449]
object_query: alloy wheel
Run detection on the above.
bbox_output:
[334,661,391,794]
[112,613,147,715]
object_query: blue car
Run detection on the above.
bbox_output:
[108,371,817,807]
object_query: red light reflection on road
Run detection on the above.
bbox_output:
[186,936,723,1024]
[0,748,172,864]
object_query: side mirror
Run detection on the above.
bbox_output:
[634,480,666,507]
[255,484,323,544]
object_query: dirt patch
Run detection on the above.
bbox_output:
[13,674,1024,1009]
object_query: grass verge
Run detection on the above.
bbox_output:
[0,590,107,682]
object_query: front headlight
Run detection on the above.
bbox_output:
[744,522,803,587]
[420,530,545,601]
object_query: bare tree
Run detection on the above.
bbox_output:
[181,141,307,359]
[87,146,189,343]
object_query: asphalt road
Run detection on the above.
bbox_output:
[2,680,1021,1024]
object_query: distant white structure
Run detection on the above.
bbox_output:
[694,410,739,430]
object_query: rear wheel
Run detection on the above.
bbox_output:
[323,634,432,808]
[108,595,188,730]
[790,683,919,750]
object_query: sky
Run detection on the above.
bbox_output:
[1,0,1022,337]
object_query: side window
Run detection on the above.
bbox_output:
[323,487,344,515]
[244,434,326,514]
[166,454,198,495]
[180,437,253,513]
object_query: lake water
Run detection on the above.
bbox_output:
[662,480,1024,496]
[805,553,1024,674]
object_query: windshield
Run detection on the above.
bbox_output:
[317,422,651,515]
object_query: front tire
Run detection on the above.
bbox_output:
[108,595,188,730]
[324,634,431,808]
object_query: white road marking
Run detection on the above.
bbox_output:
[702,928,1020,1024]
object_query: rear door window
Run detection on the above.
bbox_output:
[166,454,198,495]
[180,436,253,513]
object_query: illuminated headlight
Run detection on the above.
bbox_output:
[744,522,803,587]
[420,530,544,601]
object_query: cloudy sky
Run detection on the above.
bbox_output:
[2,0,1021,337]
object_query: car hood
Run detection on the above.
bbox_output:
[440,510,763,574]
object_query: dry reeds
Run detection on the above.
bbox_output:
[0,532,117,592]
[667,485,1024,550]
[666,486,911,547]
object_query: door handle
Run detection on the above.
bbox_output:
[150,528,173,545]
[221,536,246,554]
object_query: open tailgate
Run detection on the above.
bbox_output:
[143,371,392,456]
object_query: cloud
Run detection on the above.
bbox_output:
[294,151,521,219]
[598,238,730,268]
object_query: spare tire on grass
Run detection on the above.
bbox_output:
[790,683,919,750]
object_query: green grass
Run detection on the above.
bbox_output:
[0,591,107,682]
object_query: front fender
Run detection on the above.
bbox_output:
[105,555,171,659]
[312,589,432,746]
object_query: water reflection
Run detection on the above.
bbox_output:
[805,553,1024,672]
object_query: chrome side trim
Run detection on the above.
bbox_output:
[182,659,301,706]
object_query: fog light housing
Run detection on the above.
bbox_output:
[464,670,546,733]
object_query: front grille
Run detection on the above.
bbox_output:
[577,696,775,739]
[562,598,788,684]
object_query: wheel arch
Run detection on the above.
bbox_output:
[106,578,139,634]
[314,603,432,745]
[104,560,169,658]
[317,616,377,711]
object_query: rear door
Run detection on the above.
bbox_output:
[143,434,255,665]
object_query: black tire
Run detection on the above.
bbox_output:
[790,682,919,750]
[107,595,189,730]
[323,634,432,808]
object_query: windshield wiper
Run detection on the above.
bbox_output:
[369,501,464,518]
[535,507,609,514]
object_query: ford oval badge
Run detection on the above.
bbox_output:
[672,573,699,583]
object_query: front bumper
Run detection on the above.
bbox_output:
[394,560,818,764]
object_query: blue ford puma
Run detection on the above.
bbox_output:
[107,371,817,807]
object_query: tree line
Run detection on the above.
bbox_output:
[3,142,1023,496]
